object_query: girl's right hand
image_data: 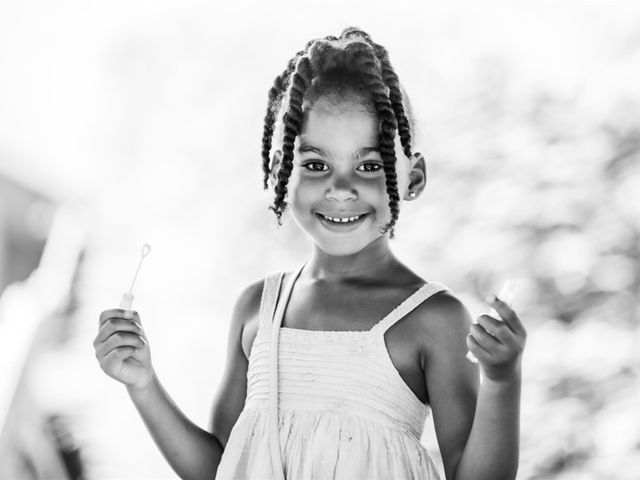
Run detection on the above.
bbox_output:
[94,309,155,390]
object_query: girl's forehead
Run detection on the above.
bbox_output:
[293,103,412,158]
[304,94,374,115]
[299,104,379,136]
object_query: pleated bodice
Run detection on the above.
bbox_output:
[215,265,449,479]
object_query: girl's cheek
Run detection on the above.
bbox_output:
[287,170,307,193]
[294,174,332,196]
[290,180,319,206]
[361,176,387,194]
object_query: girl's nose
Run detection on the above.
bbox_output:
[325,179,358,202]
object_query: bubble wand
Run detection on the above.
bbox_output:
[120,244,151,319]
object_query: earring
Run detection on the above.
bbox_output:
[408,191,416,198]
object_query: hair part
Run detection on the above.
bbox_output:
[260,27,416,239]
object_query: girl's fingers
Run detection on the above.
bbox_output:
[95,331,146,360]
[489,297,526,337]
[99,309,140,327]
[476,315,512,345]
[102,345,136,367]
[94,318,145,346]
[128,344,148,362]
[466,333,493,364]
[468,323,501,352]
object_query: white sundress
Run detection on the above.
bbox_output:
[215,264,449,480]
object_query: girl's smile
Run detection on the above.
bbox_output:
[315,211,369,231]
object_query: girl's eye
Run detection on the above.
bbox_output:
[303,162,328,172]
[357,162,383,173]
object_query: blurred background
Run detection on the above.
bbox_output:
[0,1,638,479]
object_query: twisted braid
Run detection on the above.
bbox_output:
[345,41,400,238]
[261,54,304,189]
[268,56,313,224]
[261,74,286,189]
[341,28,412,158]
[373,44,412,159]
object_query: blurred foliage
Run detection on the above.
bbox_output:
[405,41,640,478]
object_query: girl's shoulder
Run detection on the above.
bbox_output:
[233,269,291,311]
[382,264,468,331]
[418,288,471,327]
[232,271,289,326]
[230,276,269,329]
[410,287,474,359]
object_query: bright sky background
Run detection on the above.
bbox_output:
[1,0,637,200]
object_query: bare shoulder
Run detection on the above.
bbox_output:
[420,287,471,323]
[231,278,265,329]
[236,276,269,359]
[412,288,474,360]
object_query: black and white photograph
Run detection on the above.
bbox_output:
[0,1,638,479]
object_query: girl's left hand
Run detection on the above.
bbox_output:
[466,296,527,383]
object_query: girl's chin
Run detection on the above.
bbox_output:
[311,233,386,257]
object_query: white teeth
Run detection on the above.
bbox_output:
[321,214,362,224]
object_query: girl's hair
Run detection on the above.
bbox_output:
[260,27,416,239]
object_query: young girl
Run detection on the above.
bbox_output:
[94,27,526,480]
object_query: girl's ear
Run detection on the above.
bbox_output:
[404,152,427,200]
[269,150,282,188]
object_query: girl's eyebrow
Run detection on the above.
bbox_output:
[297,143,380,158]
[297,144,327,156]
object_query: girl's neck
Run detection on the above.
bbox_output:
[305,236,398,283]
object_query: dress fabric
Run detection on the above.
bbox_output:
[215,265,449,480]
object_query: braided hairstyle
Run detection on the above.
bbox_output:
[260,27,416,239]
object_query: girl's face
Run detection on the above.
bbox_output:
[279,99,415,257]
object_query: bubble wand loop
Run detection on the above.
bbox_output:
[467,279,518,364]
[120,244,151,319]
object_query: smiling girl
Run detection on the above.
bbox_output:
[94,27,526,480]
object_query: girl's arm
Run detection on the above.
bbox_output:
[421,294,525,480]
[453,370,521,480]
[126,280,263,480]
[456,296,525,480]
[126,376,223,480]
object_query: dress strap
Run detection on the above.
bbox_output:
[258,272,285,331]
[268,263,305,480]
[371,282,450,335]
